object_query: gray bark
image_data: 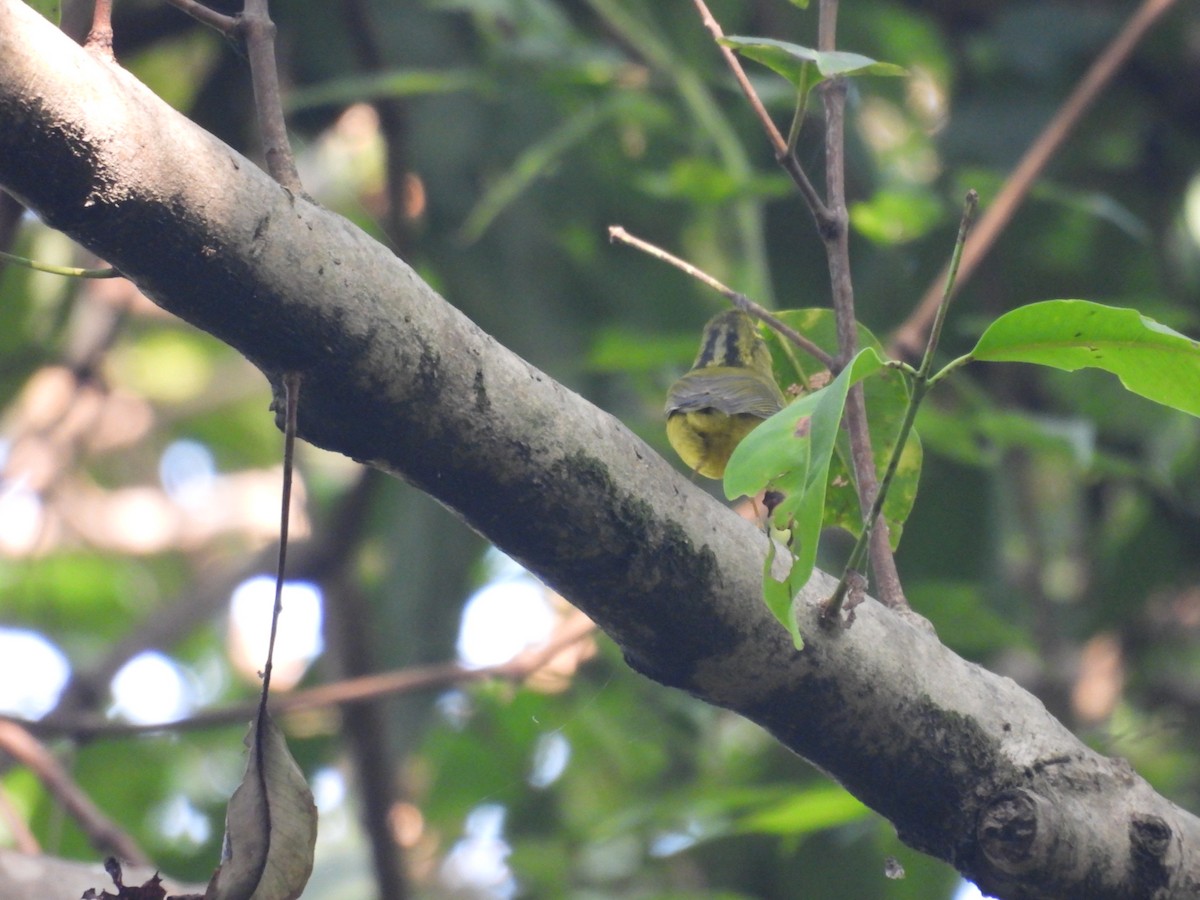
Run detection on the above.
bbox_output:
[1,1,1198,896]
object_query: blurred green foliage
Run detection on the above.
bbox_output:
[2,1,1200,898]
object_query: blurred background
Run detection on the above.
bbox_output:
[2,0,1200,897]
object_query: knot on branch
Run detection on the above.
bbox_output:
[1130,813,1174,891]
[978,789,1047,875]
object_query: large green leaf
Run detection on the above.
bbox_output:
[969,300,1200,418]
[725,348,885,615]
[761,538,805,650]
[762,309,921,548]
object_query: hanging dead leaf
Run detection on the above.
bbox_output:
[204,713,317,900]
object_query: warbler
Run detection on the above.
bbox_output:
[665,309,785,479]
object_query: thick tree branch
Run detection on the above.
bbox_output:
[1,4,1197,896]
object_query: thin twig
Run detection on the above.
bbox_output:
[0,249,118,278]
[917,191,979,380]
[689,0,828,220]
[812,0,905,610]
[165,0,237,33]
[83,0,113,59]
[824,192,978,619]
[609,226,835,369]
[258,372,301,715]
[890,0,1180,358]
[10,617,598,741]
[240,0,303,191]
[164,0,303,191]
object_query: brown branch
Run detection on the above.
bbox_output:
[813,0,905,610]
[890,0,1181,358]
[163,0,302,191]
[83,0,113,59]
[685,0,906,608]
[239,0,302,191]
[4,15,1199,888]
[15,616,597,741]
[0,720,147,865]
[322,570,411,900]
[164,0,237,33]
[689,0,828,221]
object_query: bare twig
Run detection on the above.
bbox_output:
[240,0,302,191]
[689,0,828,221]
[12,616,597,741]
[890,0,1181,358]
[824,192,978,619]
[258,371,301,713]
[0,249,118,278]
[83,0,113,59]
[164,0,237,33]
[0,720,147,864]
[609,226,835,368]
[812,0,905,610]
[164,0,302,191]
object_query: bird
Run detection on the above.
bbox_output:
[665,309,785,479]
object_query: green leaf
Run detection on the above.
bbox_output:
[725,348,885,594]
[849,186,945,245]
[762,309,922,548]
[969,300,1200,418]
[719,37,907,88]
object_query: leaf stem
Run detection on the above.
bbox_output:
[0,250,118,278]
[785,65,811,156]
[926,353,973,387]
[259,371,301,719]
[918,191,977,380]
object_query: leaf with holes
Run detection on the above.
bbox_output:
[726,347,885,598]
[969,300,1200,418]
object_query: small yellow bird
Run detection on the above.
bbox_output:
[665,309,786,479]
